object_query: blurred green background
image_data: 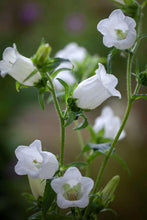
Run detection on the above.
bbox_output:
[0,0,147,219]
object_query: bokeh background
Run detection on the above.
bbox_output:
[0,0,147,219]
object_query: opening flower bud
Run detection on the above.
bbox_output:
[28,176,46,199]
[35,43,52,65]
[101,175,120,206]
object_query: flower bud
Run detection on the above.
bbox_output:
[138,71,147,87]
[28,176,46,199]
[35,43,52,65]
[101,175,120,206]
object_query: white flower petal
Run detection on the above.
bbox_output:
[93,106,125,140]
[39,152,59,179]
[55,42,87,63]
[3,47,17,64]
[15,140,59,179]
[51,167,94,209]
[73,63,121,109]
[97,9,136,49]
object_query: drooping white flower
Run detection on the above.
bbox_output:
[51,167,94,209]
[73,63,121,110]
[53,42,87,91]
[28,176,46,199]
[53,62,76,91]
[55,42,87,63]
[93,106,126,140]
[97,9,136,50]
[0,44,41,86]
[15,140,59,179]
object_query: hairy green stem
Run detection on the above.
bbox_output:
[46,73,65,166]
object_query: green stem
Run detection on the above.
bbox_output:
[74,121,84,150]
[84,100,133,218]
[46,73,65,166]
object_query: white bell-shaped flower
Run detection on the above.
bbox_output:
[73,63,121,110]
[97,9,136,50]
[93,106,126,140]
[53,62,76,91]
[51,167,94,209]
[55,42,87,63]
[0,44,41,86]
[28,176,46,199]
[15,140,59,179]
[53,42,87,91]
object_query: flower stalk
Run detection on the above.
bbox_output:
[46,73,65,166]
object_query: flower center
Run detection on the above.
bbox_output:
[33,159,41,169]
[115,29,128,40]
[63,183,81,201]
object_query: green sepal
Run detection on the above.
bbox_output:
[16,81,28,91]
[23,69,38,83]
[73,113,88,130]
[42,179,56,218]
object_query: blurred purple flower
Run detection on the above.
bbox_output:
[65,13,87,34]
[19,2,42,24]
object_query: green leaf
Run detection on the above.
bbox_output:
[73,113,88,130]
[38,91,45,110]
[100,208,117,216]
[45,214,73,220]
[51,67,72,79]
[28,211,42,220]
[87,143,112,155]
[61,161,88,171]
[42,179,56,218]
[39,58,70,73]
[23,69,38,83]
[87,126,97,142]
[65,111,78,127]
[107,48,118,74]
[82,144,91,153]
[132,94,147,100]
[56,78,69,102]
[113,153,131,175]
[22,193,36,203]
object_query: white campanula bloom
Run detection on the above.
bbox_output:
[15,140,59,179]
[53,42,87,91]
[97,9,136,50]
[53,62,76,91]
[0,44,41,86]
[73,63,121,110]
[93,106,126,140]
[28,176,46,199]
[51,167,94,209]
[55,42,87,63]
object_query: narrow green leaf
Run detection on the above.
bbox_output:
[87,143,112,155]
[113,153,131,175]
[61,161,88,171]
[23,69,38,83]
[45,214,73,220]
[100,208,117,216]
[87,126,97,142]
[74,114,88,130]
[28,211,42,220]
[82,144,91,153]
[56,78,69,102]
[51,67,72,79]
[38,92,45,110]
[42,179,56,217]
